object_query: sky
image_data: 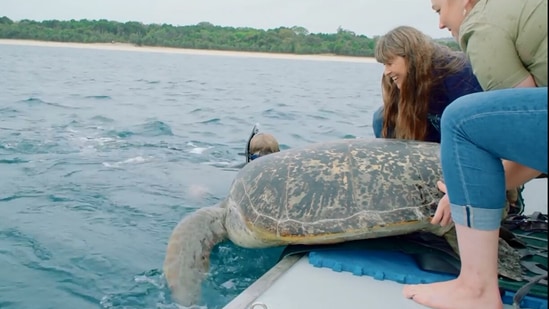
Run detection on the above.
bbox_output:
[2,0,451,39]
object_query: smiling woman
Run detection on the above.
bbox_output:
[371,25,482,143]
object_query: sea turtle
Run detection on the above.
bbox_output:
[163,138,522,306]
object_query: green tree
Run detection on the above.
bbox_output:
[0,17,462,56]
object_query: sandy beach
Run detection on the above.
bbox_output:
[0,39,377,63]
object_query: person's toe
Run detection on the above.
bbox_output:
[402,284,419,299]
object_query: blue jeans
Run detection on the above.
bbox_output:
[372,106,394,138]
[441,87,548,230]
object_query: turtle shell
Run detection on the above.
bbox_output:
[226,138,444,242]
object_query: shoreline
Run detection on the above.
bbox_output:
[0,39,377,63]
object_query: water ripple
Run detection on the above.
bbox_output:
[84,95,112,100]
[19,97,78,109]
[0,157,29,164]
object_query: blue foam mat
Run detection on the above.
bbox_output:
[309,249,547,309]
[309,249,455,284]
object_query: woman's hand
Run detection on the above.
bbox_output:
[431,181,453,226]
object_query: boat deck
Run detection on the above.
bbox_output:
[223,179,547,309]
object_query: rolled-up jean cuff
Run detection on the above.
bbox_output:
[450,204,503,231]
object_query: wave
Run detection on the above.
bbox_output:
[189,107,215,114]
[99,269,188,309]
[0,107,20,115]
[83,95,112,100]
[199,118,221,124]
[261,108,298,120]
[135,79,161,84]
[0,157,29,164]
[137,120,174,137]
[102,156,151,168]
[90,115,115,123]
[19,97,78,109]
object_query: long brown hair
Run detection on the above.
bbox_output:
[374,26,468,140]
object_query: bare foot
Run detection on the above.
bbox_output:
[402,278,503,309]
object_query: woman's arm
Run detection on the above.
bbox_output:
[514,75,538,88]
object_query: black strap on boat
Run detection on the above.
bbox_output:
[402,232,460,275]
[502,212,548,233]
[498,215,548,301]
[513,273,548,309]
[520,261,548,278]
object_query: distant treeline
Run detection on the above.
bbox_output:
[0,16,460,57]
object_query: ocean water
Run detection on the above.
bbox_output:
[0,43,383,309]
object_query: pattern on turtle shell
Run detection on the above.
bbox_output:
[228,139,444,237]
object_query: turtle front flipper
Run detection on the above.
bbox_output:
[163,204,227,306]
